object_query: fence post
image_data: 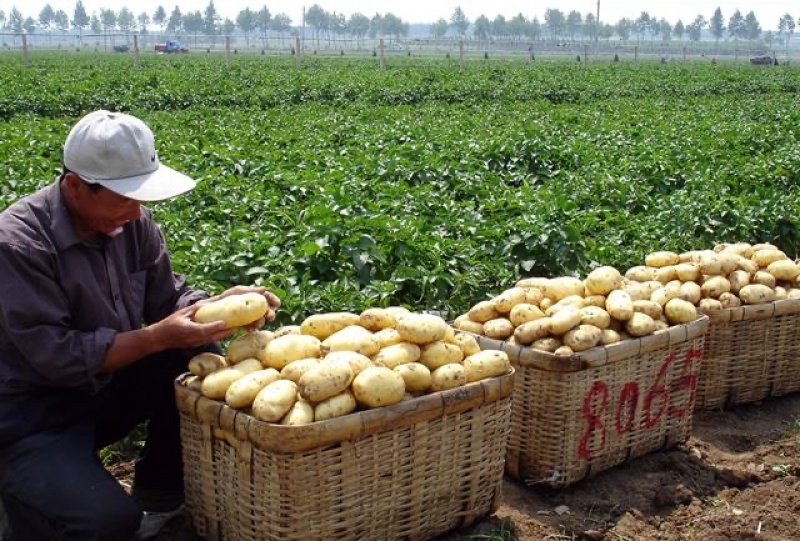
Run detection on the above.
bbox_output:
[379,38,385,70]
[529,42,534,62]
[295,36,301,69]
[133,34,140,69]
[734,48,738,62]
[634,45,638,63]
[21,34,29,65]
[459,40,464,70]
[683,46,687,62]
[225,36,231,60]
[584,44,588,65]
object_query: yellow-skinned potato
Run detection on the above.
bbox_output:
[516,277,549,289]
[194,292,269,328]
[585,266,623,296]
[372,342,421,369]
[324,350,373,376]
[664,298,698,324]
[454,319,484,335]
[259,334,322,370]
[531,337,562,352]
[451,333,480,357]
[752,249,788,269]
[767,260,800,281]
[646,251,680,268]
[225,368,281,409]
[698,298,723,313]
[280,399,314,426]
[789,289,800,299]
[394,362,432,392]
[623,282,651,302]
[600,329,621,345]
[352,366,406,408]
[509,303,545,327]
[752,242,779,252]
[300,312,361,340]
[384,306,411,321]
[606,290,634,321]
[252,379,298,422]
[775,286,788,301]
[441,325,455,343]
[430,363,467,392]
[632,300,663,321]
[482,318,515,340]
[189,352,227,377]
[492,287,528,314]
[580,306,611,329]
[200,358,263,400]
[719,292,742,309]
[701,276,731,299]
[186,375,203,392]
[226,330,275,365]
[467,301,500,323]
[625,266,657,283]
[654,266,678,284]
[675,263,701,282]
[554,346,575,356]
[625,313,656,337]
[314,390,357,421]
[563,324,603,351]
[753,271,777,288]
[358,308,398,332]
[583,295,607,308]
[543,277,585,302]
[678,282,702,305]
[280,358,320,383]
[397,314,449,344]
[695,253,722,275]
[522,287,545,306]
[419,341,464,371]
[514,318,552,346]
[539,298,553,312]
[549,306,582,335]
[374,328,404,348]
[463,351,510,382]
[728,270,751,294]
[739,284,775,305]
[273,325,301,338]
[321,325,380,357]
[545,295,585,317]
[298,357,355,402]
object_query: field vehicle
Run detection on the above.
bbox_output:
[155,39,189,54]
[113,44,129,53]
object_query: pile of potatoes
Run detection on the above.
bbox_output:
[185,307,510,426]
[455,241,800,357]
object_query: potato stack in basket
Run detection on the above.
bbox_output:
[455,241,800,357]
[185,307,510,425]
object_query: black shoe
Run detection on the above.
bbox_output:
[131,485,185,513]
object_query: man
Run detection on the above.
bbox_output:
[0,110,280,541]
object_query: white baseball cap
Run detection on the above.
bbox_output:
[63,110,196,202]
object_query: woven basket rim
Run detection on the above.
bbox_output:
[705,297,800,323]
[474,315,709,372]
[176,367,514,453]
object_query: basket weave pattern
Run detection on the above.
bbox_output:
[477,317,707,488]
[176,371,513,541]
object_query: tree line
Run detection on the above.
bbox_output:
[0,2,796,47]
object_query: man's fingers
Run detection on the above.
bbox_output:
[264,291,281,309]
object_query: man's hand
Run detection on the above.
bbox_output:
[149,305,236,350]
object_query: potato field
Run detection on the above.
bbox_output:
[1,54,799,322]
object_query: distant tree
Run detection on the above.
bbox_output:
[687,15,706,42]
[270,12,291,34]
[634,12,651,41]
[529,17,543,40]
[23,16,36,33]
[100,9,116,34]
[450,6,469,37]
[0,10,6,30]
[727,9,744,40]
[89,14,100,34]
[305,4,326,42]
[430,18,448,38]
[778,14,795,49]
[8,7,24,32]
[764,30,774,46]
[153,6,166,30]
[137,12,150,33]
[673,20,685,40]
[600,23,614,40]
[710,7,724,42]
[256,6,270,43]
[221,18,234,36]
[55,10,69,32]
[348,13,369,41]
[472,15,490,40]
[204,0,218,36]
[236,8,254,45]
[73,0,89,36]
[383,13,407,38]
[544,8,565,39]
[182,10,202,43]
[507,14,526,40]
[565,10,581,40]
[166,6,182,34]
[118,8,134,34]
[659,19,672,41]
[39,5,55,32]
[491,15,506,39]
[616,18,632,41]
[368,13,383,38]
[743,12,760,41]
[583,13,598,41]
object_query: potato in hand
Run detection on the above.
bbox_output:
[194,292,269,329]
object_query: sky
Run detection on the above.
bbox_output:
[2,0,797,30]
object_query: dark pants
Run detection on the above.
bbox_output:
[0,346,208,541]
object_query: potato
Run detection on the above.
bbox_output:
[516,277,549,289]
[280,358,320,383]
[583,295,607,308]
[675,263,701,282]
[788,289,800,299]
[632,300,663,321]
[280,399,314,426]
[585,266,623,296]
[189,352,227,377]
[728,270,751,294]
[580,306,611,329]
[646,251,680,268]
[194,292,268,328]
[625,313,656,337]
[509,304,545,327]
[606,290,634,321]
[775,286,788,301]
[563,325,603,351]
[185,375,203,392]
[259,334,322,370]
[752,242,779,252]
[698,298,723,313]
[664,298,698,325]
[321,325,380,357]
[273,325,301,338]
[374,328,403,349]
[226,330,275,364]
[430,363,467,392]
[752,249,788,269]
[545,295,585,316]
[482,318,515,340]
[394,363,432,392]
[298,357,355,402]
[625,266,657,282]
[397,313,450,344]
[738,284,775,305]
[384,306,411,321]
[358,308,398,332]
[419,341,464,370]
[531,337,562,352]
[514,318,552,346]
[623,282,651,302]
[554,346,575,356]
[678,282,702,305]
[300,312,361,340]
[522,287,545,306]
[549,306,582,335]
[251,380,297,422]
[492,287,528,314]
[718,292,742,309]
[324,350,373,376]
[313,390,357,421]
[463,351,510,382]
[539,298,553,312]
[543,277,585,302]
[753,271,777,288]
[701,276,731,299]
[454,319,484,335]
[654,266,678,285]
[695,253,722,275]
[767,260,800,281]
[352,366,406,408]
[225,368,281,409]
[451,332,480,357]
[467,301,500,323]
[372,342,421,369]
[200,358,263,400]
[600,329,621,345]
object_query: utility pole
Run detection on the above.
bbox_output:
[596,0,600,42]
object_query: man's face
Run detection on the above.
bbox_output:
[65,173,143,236]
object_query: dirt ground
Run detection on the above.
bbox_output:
[125,393,800,541]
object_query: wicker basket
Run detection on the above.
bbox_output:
[175,369,514,541]
[475,317,708,488]
[695,299,800,409]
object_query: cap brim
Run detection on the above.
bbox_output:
[94,164,196,202]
